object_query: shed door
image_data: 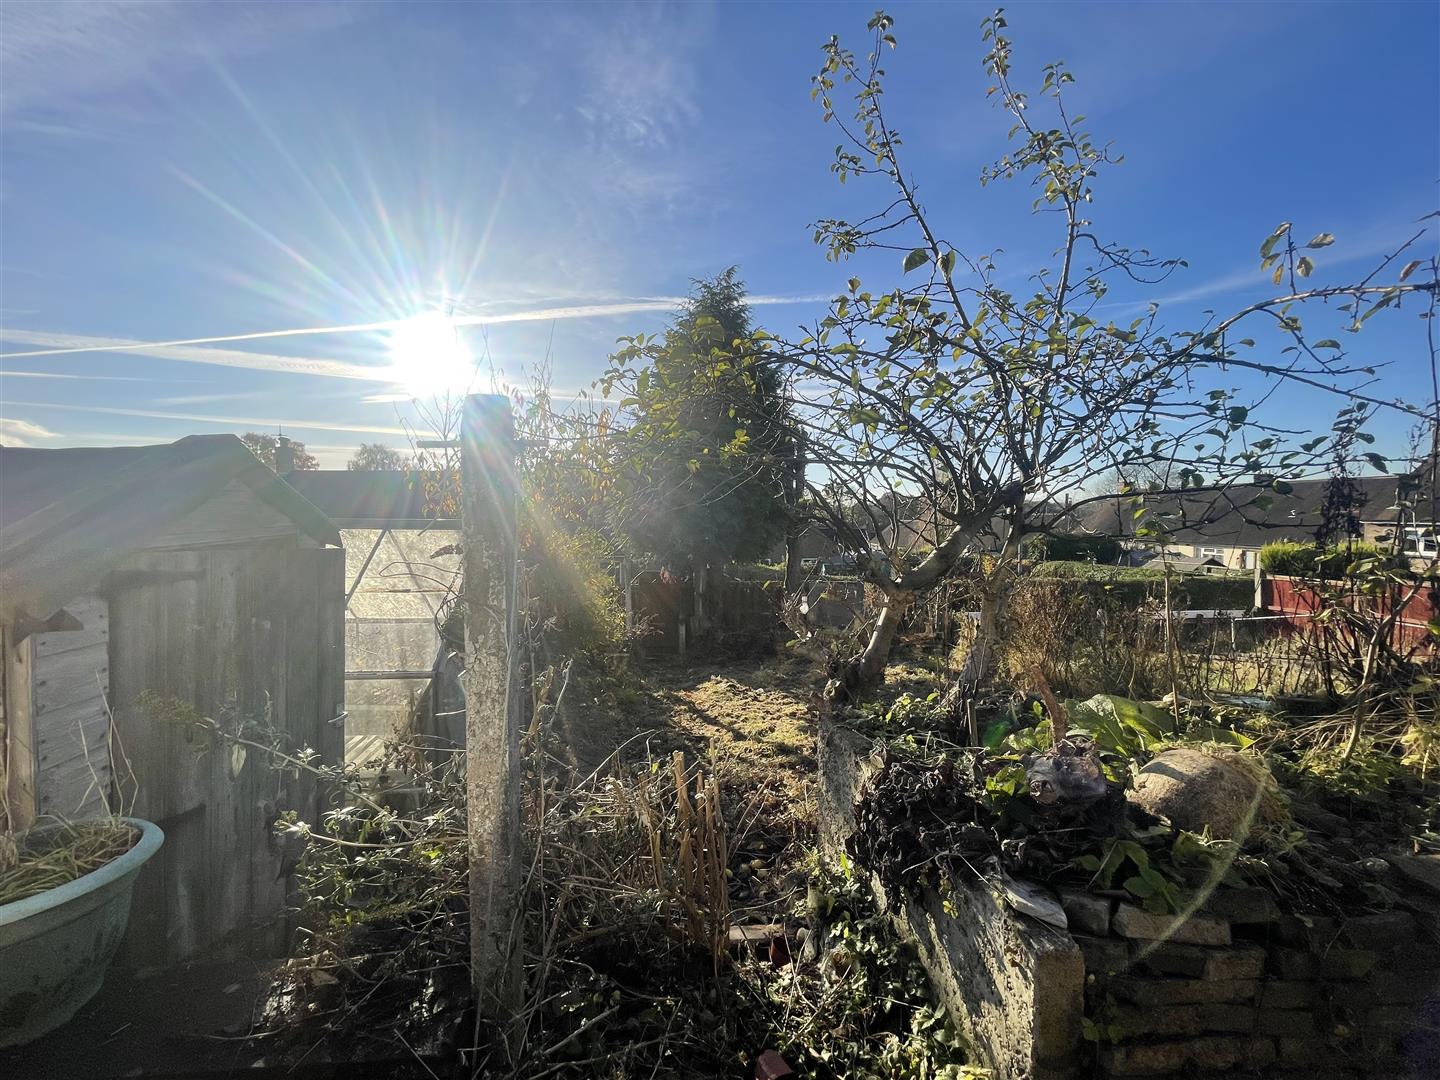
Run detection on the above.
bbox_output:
[32,595,112,820]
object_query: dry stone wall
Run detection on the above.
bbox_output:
[817,717,1440,1080]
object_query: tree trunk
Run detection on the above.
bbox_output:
[825,589,912,706]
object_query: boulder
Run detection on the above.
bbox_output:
[1129,748,1277,841]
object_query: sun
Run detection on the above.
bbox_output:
[385,312,474,399]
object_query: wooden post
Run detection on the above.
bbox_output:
[460,395,522,1035]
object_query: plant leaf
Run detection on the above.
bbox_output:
[903,247,930,273]
[1306,232,1335,248]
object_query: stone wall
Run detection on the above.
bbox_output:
[817,718,1440,1080]
[1075,892,1439,1078]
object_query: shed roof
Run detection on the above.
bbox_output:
[1,435,339,621]
[282,470,455,528]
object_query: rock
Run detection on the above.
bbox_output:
[1383,853,1440,896]
[1129,748,1279,841]
[1204,886,1281,924]
[1058,889,1112,937]
[754,1050,795,1079]
[1112,904,1231,946]
[1341,911,1417,951]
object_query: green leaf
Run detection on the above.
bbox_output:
[1259,223,1291,259]
[1306,232,1335,249]
[1296,256,1314,278]
[1363,452,1389,473]
[1123,875,1156,898]
[1314,339,1341,349]
[1272,263,1284,286]
[939,249,957,279]
[903,247,930,273]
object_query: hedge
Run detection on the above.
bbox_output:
[1258,540,1401,578]
[1029,561,1253,609]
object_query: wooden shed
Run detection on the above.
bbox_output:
[0,436,345,964]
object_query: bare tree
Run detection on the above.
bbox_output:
[758,10,1436,705]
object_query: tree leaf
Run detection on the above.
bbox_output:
[903,247,930,273]
[1272,263,1284,286]
[1306,232,1335,249]
[1364,452,1389,473]
[1399,260,1422,282]
[1296,256,1314,278]
[1314,339,1341,349]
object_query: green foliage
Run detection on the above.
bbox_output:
[758,865,985,1080]
[1073,839,1181,914]
[1024,534,1122,564]
[346,442,409,471]
[1030,562,1253,609]
[1259,540,1400,578]
[1066,694,1171,758]
[524,526,628,658]
[604,269,793,570]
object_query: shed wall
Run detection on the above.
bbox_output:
[108,540,344,965]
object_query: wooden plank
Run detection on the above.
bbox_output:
[142,479,302,549]
[33,641,109,715]
[33,595,110,658]
[2,630,37,833]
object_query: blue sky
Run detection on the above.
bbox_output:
[1,0,1436,466]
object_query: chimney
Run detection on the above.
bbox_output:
[274,434,296,475]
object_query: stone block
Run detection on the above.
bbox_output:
[1275,949,1317,979]
[1340,911,1417,951]
[1368,969,1440,1005]
[1107,1004,1204,1038]
[1109,976,1258,1006]
[1198,1002,1258,1033]
[1204,943,1266,981]
[1138,943,1210,977]
[1256,1008,1322,1037]
[1319,948,1376,980]
[1059,889,1112,937]
[1075,934,1131,980]
[1204,887,1281,924]
[1259,980,1321,1009]
[1100,1035,1276,1076]
[1383,852,1440,897]
[1275,1037,1339,1065]
[1367,1004,1426,1033]
[1113,904,1231,946]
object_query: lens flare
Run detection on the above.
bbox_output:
[385,313,473,398]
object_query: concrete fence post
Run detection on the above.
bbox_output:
[460,394,522,1037]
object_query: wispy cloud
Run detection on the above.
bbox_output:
[1,1,366,116]
[0,416,60,446]
[0,293,828,368]
[6,401,411,437]
[0,328,382,379]
[0,368,159,381]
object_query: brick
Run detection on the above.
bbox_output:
[1204,942,1266,981]
[1197,1002,1258,1033]
[1256,1008,1322,1037]
[1276,914,1339,947]
[1319,948,1376,980]
[1059,889,1113,937]
[1260,980,1322,1009]
[1075,933,1131,979]
[1110,975,1258,1006]
[754,1050,795,1080]
[1204,887,1281,924]
[1101,1036,1276,1075]
[1113,904,1232,946]
[1340,911,1417,951]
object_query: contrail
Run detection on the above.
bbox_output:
[7,400,412,436]
[0,294,831,362]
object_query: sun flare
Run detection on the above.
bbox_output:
[385,312,473,399]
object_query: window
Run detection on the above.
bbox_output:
[1402,528,1438,558]
[1198,547,1226,560]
